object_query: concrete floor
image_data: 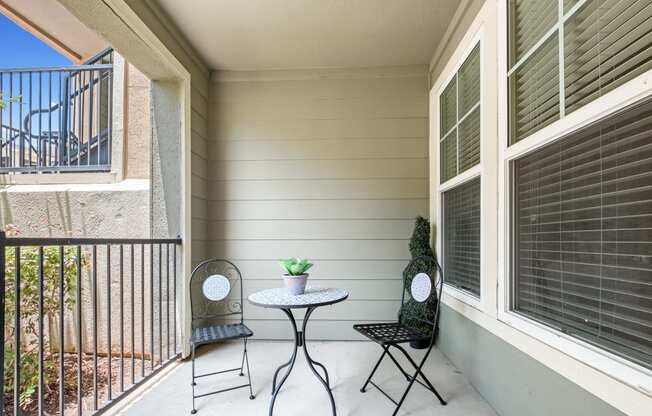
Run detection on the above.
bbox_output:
[117,341,498,416]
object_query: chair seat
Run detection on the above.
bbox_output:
[353,322,430,345]
[191,323,253,346]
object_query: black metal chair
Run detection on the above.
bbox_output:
[189,259,255,414]
[353,256,447,415]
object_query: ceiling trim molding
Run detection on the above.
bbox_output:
[427,0,473,80]
[0,0,83,63]
[211,65,429,83]
[143,0,210,78]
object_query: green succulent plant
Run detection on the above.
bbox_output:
[279,258,313,276]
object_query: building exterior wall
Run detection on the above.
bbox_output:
[0,52,151,238]
[438,304,627,416]
[121,0,211,268]
[429,1,652,415]
[208,67,429,339]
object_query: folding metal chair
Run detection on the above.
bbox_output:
[353,256,447,415]
[189,259,255,414]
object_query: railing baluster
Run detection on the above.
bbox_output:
[38,247,44,416]
[14,247,21,416]
[141,244,145,379]
[48,72,52,168]
[68,71,73,167]
[119,244,124,392]
[38,72,42,167]
[97,68,102,166]
[173,244,177,354]
[78,71,84,167]
[59,245,65,416]
[130,244,135,386]
[150,243,154,372]
[28,72,32,167]
[9,74,13,168]
[158,243,162,367]
[92,245,98,411]
[76,245,82,416]
[107,67,112,166]
[166,243,170,359]
[18,73,23,168]
[88,69,94,167]
[107,244,112,401]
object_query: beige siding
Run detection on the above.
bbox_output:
[209,67,429,339]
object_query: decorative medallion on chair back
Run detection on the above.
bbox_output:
[399,256,442,338]
[190,259,244,328]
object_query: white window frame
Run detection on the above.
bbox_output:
[433,28,485,310]
[497,0,652,394]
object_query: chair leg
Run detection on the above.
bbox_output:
[244,338,255,400]
[191,344,197,414]
[239,338,246,376]
[360,345,389,393]
[394,345,446,405]
[391,369,419,416]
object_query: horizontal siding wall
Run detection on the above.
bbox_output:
[209,67,429,340]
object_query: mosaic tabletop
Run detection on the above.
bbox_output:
[248,287,349,309]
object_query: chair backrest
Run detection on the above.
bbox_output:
[189,259,244,328]
[398,255,444,340]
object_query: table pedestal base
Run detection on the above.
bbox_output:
[269,307,336,416]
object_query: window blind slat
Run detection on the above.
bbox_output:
[459,44,481,115]
[513,97,652,370]
[509,0,558,65]
[510,33,560,143]
[459,107,481,173]
[440,78,457,136]
[444,178,481,297]
[440,130,457,183]
[564,0,652,114]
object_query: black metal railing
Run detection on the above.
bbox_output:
[0,49,113,174]
[0,233,182,415]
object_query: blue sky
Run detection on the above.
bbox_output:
[0,13,71,68]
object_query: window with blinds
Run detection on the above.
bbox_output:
[440,43,480,183]
[508,0,652,144]
[443,177,481,297]
[512,97,652,369]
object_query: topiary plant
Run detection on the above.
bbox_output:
[401,216,439,348]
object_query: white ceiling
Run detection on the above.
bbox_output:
[156,0,460,71]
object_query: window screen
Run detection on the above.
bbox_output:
[443,177,481,297]
[440,43,480,183]
[512,98,652,369]
[508,0,652,144]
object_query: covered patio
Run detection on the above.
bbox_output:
[1,0,650,415]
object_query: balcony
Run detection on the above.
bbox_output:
[0,49,113,174]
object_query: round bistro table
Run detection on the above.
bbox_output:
[248,286,349,416]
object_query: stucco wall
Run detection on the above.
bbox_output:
[208,67,430,339]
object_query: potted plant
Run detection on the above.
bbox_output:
[279,258,313,295]
[402,216,438,349]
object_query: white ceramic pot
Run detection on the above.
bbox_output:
[283,274,308,295]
